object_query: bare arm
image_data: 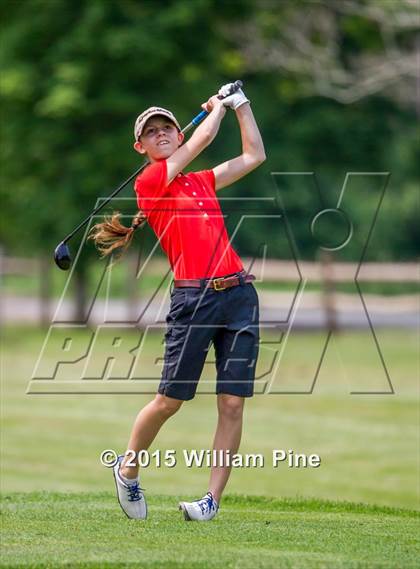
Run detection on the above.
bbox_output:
[213,103,266,191]
[166,97,226,184]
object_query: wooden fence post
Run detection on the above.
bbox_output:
[126,253,140,322]
[320,250,338,332]
[39,256,52,327]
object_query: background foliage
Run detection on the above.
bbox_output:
[1,0,418,265]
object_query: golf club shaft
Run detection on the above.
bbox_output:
[60,80,243,245]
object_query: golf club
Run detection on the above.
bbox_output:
[54,80,243,270]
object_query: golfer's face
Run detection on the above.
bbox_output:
[138,117,183,161]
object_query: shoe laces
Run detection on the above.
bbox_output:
[126,481,143,502]
[198,492,217,515]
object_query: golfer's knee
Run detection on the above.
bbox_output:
[218,394,244,421]
[153,394,183,418]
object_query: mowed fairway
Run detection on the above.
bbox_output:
[1,493,419,568]
[1,326,419,567]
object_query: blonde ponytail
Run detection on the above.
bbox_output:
[88,210,147,258]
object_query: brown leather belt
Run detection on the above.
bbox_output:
[174,270,255,291]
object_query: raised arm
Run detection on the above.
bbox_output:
[213,97,266,191]
[166,96,226,184]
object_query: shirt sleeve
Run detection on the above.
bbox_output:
[134,160,168,210]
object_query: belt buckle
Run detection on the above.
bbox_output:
[213,277,226,291]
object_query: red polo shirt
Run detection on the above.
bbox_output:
[134,159,244,279]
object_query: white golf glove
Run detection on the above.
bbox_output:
[218,82,250,110]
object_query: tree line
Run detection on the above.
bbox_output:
[1,0,418,274]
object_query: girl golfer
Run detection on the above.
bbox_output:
[90,83,265,521]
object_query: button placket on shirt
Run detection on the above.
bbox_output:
[179,177,211,224]
[197,198,210,222]
[189,183,208,220]
[200,185,210,221]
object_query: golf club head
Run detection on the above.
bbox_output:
[54,241,72,270]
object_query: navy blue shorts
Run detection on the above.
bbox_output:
[158,271,260,401]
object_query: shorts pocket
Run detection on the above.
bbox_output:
[166,290,188,324]
[246,283,259,305]
[170,289,186,308]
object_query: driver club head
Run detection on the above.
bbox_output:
[54,241,72,270]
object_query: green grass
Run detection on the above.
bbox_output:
[1,326,418,509]
[1,326,419,567]
[1,493,419,568]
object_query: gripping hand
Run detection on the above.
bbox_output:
[218,82,250,110]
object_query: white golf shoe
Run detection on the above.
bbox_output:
[179,492,219,521]
[112,455,147,520]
